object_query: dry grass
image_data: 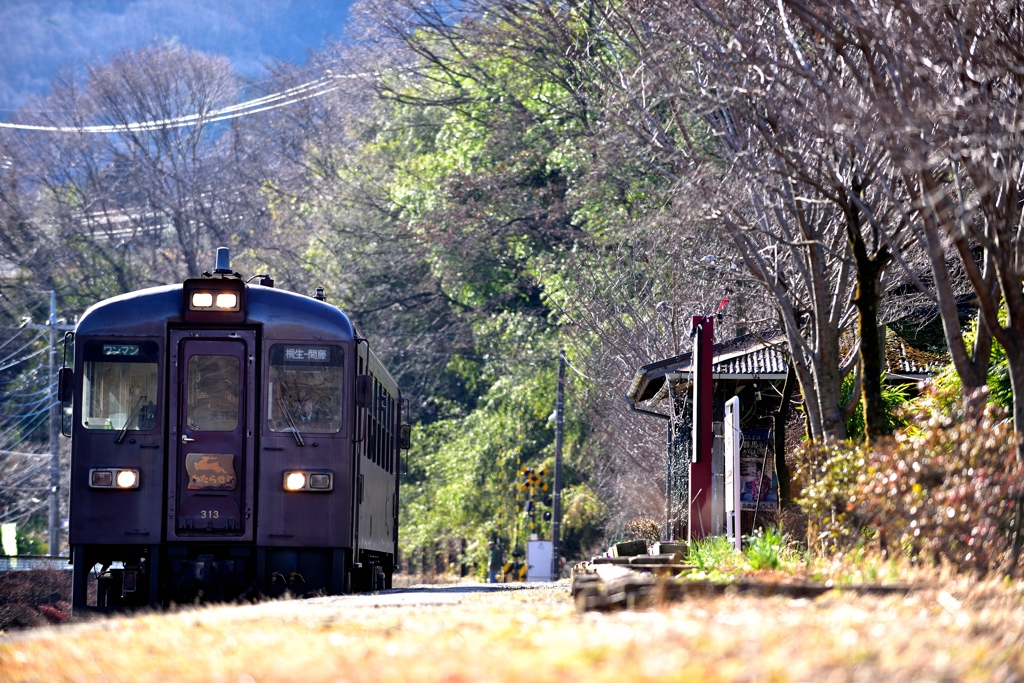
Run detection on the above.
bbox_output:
[390,572,471,588]
[1,578,1023,682]
[0,571,72,630]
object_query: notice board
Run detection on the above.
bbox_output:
[739,428,778,510]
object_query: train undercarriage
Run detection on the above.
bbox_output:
[72,544,394,610]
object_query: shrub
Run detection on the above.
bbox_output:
[0,569,71,630]
[795,386,1024,576]
[853,388,1023,575]
[624,518,661,543]
[792,438,867,552]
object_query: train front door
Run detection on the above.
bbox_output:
[167,330,256,541]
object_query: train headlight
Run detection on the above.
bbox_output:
[215,293,238,309]
[282,470,333,492]
[183,278,245,322]
[191,292,214,308]
[89,468,140,489]
[116,470,138,488]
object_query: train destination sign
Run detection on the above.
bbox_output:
[84,340,159,363]
[282,348,325,362]
[282,346,329,362]
[103,344,141,356]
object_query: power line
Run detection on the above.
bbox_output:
[0,69,377,134]
[0,449,49,458]
[0,338,48,372]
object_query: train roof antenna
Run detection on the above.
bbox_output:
[215,247,231,274]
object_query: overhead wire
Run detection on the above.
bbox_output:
[0,408,52,453]
[0,448,50,458]
[1,397,55,414]
[0,496,49,524]
[0,385,54,401]
[0,327,44,354]
[0,349,49,374]
[0,69,378,134]
[0,335,48,373]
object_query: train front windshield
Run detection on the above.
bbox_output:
[268,344,344,434]
[82,341,159,430]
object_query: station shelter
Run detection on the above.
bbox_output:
[624,324,943,542]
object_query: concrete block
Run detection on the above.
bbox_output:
[650,542,688,558]
[610,540,648,557]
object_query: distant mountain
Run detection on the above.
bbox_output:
[0,0,352,117]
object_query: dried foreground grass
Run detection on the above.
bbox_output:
[1,580,1023,683]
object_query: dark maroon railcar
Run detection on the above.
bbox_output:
[65,251,407,610]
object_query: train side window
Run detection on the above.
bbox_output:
[267,344,344,434]
[187,355,240,432]
[363,374,396,474]
[81,341,159,431]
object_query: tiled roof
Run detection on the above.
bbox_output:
[627,328,949,405]
[884,335,948,377]
[626,332,788,404]
[712,343,789,377]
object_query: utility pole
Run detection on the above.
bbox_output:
[550,350,565,580]
[27,292,74,557]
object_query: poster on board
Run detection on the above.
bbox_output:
[739,428,778,510]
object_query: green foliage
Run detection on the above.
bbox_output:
[16,530,47,556]
[689,535,744,580]
[400,346,589,575]
[792,439,866,552]
[560,484,605,559]
[840,372,912,440]
[744,526,793,571]
[927,315,1013,415]
[367,33,616,572]
[376,45,586,321]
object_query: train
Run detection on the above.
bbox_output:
[59,248,408,610]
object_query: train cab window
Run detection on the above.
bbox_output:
[268,344,344,434]
[187,355,240,432]
[82,341,159,431]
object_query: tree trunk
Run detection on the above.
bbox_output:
[853,268,889,441]
[846,189,892,442]
[913,172,993,392]
[999,333,1024,462]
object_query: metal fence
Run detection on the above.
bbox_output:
[0,556,72,571]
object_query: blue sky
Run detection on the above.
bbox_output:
[0,0,353,116]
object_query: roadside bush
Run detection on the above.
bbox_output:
[0,569,71,630]
[795,386,1024,575]
[853,388,1023,575]
[792,438,866,552]
[625,518,661,544]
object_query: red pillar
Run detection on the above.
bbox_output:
[690,315,714,540]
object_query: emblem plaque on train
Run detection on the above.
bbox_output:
[185,453,237,490]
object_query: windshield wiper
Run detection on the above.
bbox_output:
[276,396,305,446]
[115,395,147,444]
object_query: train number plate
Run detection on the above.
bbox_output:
[185,453,237,490]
